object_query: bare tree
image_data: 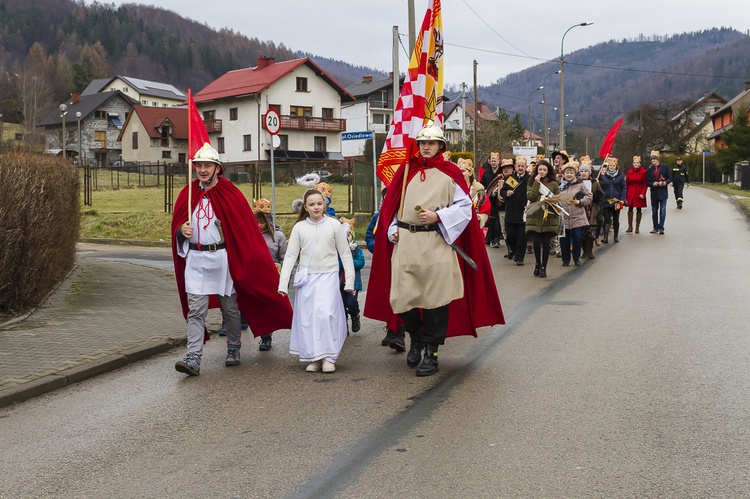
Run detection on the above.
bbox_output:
[13,65,52,137]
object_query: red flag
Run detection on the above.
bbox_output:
[599,118,623,158]
[188,89,210,159]
[376,0,444,186]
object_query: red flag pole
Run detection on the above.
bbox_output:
[596,154,610,179]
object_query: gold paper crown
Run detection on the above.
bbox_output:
[501,158,514,167]
[515,155,528,165]
[563,160,579,172]
[650,150,660,158]
[579,155,592,166]
[314,182,333,199]
[339,216,355,228]
[253,198,272,213]
[633,156,641,163]
[606,157,619,166]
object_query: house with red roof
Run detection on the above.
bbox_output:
[193,56,355,170]
[117,106,189,164]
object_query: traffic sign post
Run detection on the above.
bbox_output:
[264,110,281,222]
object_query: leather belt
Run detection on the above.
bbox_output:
[396,221,439,233]
[189,242,226,252]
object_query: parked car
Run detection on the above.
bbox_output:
[307,169,331,179]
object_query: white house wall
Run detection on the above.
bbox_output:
[341,102,369,157]
[107,77,184,107]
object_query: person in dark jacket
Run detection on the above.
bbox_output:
[500,156,530,264]
[598,157,627,243]
[646,150,673,234]
[480,152,504,247]
[671,157,690,209]
[526,160,560,278]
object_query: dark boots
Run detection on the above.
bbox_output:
[602,223,610,244]
[406,333,423,368]
[582,238,595,259]
[613,220,620,242]
[416,343,439,376]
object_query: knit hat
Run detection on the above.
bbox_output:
[579,164,592,175]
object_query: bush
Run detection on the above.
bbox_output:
[0,152,80,315]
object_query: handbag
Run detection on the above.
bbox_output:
[292,224,324,288]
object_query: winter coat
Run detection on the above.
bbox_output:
[625,167,648,208]
[599,170,627,208]
[526,179,560,234]
[560,177,593,229]
[500,172,530,224]
[646,163,672,202]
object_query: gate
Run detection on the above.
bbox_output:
[352,159,376,213]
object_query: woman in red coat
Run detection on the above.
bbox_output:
[625,155,648,233]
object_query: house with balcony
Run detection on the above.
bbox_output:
[443,103,497,146]
[666,92,726,154]
[117,106,189,164]
[82,76,186,108]
[193,56,354,173]
[38,90,138,165]
[341,74,403,157]
[708,83,750,149]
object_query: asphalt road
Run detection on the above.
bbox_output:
[2,187,750,498]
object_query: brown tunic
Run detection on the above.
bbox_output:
[390,168,463,313]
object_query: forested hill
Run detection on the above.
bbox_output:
[481,28,750,128]
[1,0,748,130]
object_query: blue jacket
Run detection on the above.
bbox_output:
[365,212,379,254]
[599,170,626,208]
[339,246,364,290]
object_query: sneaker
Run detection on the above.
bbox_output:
[322,359,336,373]
[218,321,226,337]
[175,353,201,376]
[258,335,272,351]
[351,314,361,333]
[306,360,322,372]
[225,347,240,367]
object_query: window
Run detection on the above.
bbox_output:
[277,134,288,150]
[132,132,138,149]
[162,150,172,159]
[269,104,281,114]
[123,87,128,93]
[314,136,327,152]
[322,108,334,119]
[152,101,158,107]
[296,77,308,92]
[243,134,252,151]
[290,106,312,117]
[141,99,148,105]
[229,108,238,121]
[94,131,106,148]
[160,126,170,147]
[203,110,216,120]
[217,137,225,153]
[178,153,186,164]
[95,110,107,119]
[163,103,168,107]
[373,113,386,124]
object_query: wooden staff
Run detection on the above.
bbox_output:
[596,154,610,180]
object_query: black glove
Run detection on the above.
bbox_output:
[574,191,585,200]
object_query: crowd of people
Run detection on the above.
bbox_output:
[169,134,688,379]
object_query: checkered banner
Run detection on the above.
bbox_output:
[376,0,444,186]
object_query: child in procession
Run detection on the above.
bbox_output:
[278,189,355,373]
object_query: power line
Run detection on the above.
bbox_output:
[460,0,533,59]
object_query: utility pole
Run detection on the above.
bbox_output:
[461,83,466,151]
[473,61,478,165]
[408,0,416,55]
[393,26,399,115]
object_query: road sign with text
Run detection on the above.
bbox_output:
[342,131,374,141]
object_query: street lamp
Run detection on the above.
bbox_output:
[527,86,543,145]
[541,70,560,155]
[59,103,68,159]
[76,111,82,165]
[560,22,593,151]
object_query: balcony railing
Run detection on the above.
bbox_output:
[205,119,222,133]
[281,116,346,132]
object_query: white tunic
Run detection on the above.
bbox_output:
[177,196,234,297]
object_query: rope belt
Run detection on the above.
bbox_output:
[189,242,226,252]
[396,221,439,233]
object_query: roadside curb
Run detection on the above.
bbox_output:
[0,337,185,409]
[79,237,171,247]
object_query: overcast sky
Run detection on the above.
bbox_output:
[94,0,749,86]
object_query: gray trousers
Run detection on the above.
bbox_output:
[186,293,241,356]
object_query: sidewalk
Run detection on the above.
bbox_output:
[0,254,187,408]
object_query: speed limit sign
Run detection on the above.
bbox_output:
[264,109,281,135]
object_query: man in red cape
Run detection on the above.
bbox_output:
[364,124,504,376]
[171,143,292,375]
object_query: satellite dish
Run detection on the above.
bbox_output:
[272,135,281,148]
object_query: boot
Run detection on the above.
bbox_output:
[602,223,610,244]
[416,343,439,376]
[635,212,642,234]
[533,263,541,277]
[583,239,595,259]
[406,333,423,368]
[626,212,633,233]
[539,266,547,278]
[613,221,620,242]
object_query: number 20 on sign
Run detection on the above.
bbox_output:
[264,110,281,135]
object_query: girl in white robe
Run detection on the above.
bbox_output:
[278,189,355,373]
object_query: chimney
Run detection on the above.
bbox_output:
[257,56,275,69]
[362,75,373,83]
[71,92,79,105]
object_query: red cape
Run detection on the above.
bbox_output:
[363,155,505,338]
[171,177,293,338]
